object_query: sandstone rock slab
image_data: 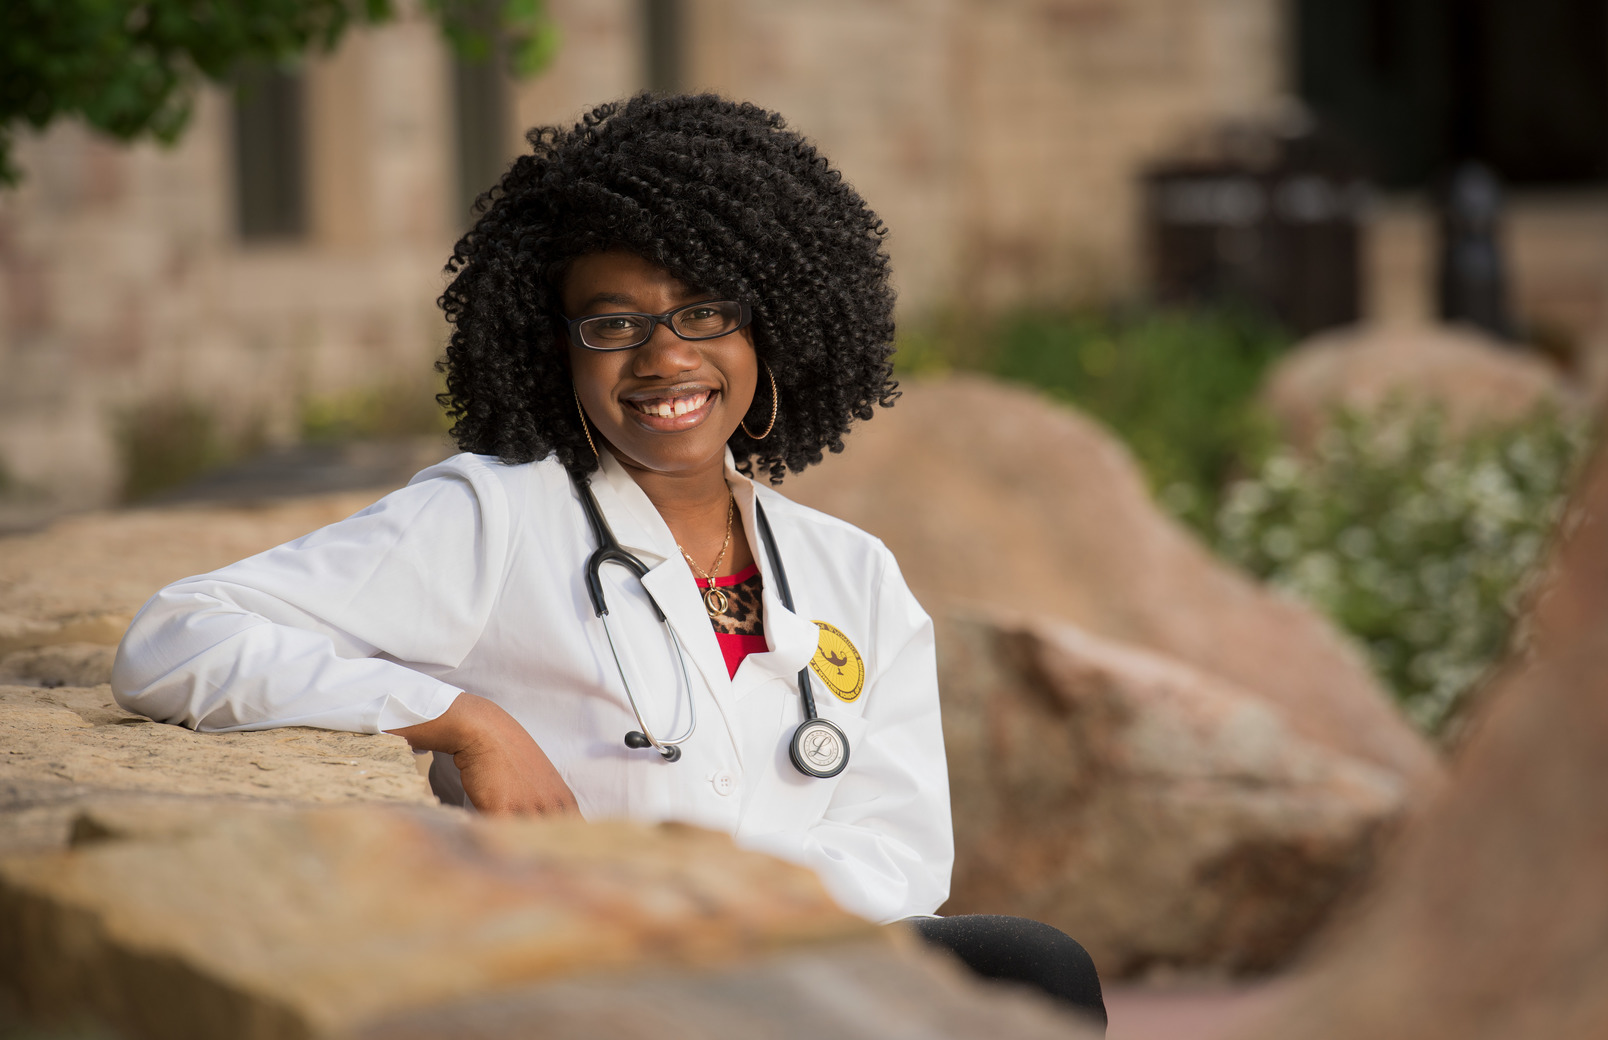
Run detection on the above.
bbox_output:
[786,373,1437,789]
[936,609,1410,977]
[1238,444,1608,1040]
[358,940,1100,1040]
[0,643,117,687]
[0,683,433,855]
[1263,321,1577,451]
[0,804,1098,1040]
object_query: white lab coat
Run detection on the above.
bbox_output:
[112,448,953,923]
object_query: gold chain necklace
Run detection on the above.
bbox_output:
[678,495,735,617]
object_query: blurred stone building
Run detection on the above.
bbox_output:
[0,0,1603,517]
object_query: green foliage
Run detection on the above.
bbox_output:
[115,398,265,502]
[298,378,450,442]
[1214,404,1592,735]
[0,0,556,186]
[900,307,1290,531]
[430,0,558,76]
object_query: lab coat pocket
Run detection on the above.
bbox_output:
[736,702,868,839]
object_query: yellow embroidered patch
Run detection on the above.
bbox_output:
[809,621,865,702]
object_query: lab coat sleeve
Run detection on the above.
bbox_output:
[745,551,955,923]
[110,457,509,734]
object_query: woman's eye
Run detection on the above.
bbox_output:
[686,307,717,321]
[600,317,637,330]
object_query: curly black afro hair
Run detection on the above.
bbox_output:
[436,92,899,483]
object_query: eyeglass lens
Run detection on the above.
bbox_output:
[577,301,744,349]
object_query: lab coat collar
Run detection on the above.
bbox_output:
[584,448,819,706]
[588,449,679,564]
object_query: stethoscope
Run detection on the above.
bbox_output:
[572,472,850,779]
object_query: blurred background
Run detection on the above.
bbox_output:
[4,4,1608,1034]
[5,0,1605,736]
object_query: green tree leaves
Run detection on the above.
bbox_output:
[0,0,555,185]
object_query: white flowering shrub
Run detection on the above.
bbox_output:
[1214,404,1591,735]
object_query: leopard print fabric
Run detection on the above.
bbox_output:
[705,571,764,636]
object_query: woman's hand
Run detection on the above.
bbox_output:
[389,693,578,816]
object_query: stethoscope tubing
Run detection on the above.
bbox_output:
[573,472,847,778]
[753,498,819,723]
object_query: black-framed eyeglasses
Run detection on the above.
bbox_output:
[564,300,753,352]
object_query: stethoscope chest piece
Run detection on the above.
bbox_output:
[790,717,849,778]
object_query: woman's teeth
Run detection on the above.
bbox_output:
[632,391,711,418]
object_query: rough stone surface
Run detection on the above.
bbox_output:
[787,373,1438,789]
[0,804,1098,1040]
[1234,444,1608,1040]
[1263,321,1578,451]
[357,941,1098,1040]
[0,643,117,687]
[0,682,434,856]
[936,609,1410,977]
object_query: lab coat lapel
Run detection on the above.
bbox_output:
[589,452,744,753]
[727,477,819,702]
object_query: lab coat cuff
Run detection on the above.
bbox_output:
[375,679,463,733]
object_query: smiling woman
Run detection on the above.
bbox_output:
[109,93,1105,1031]
[436,93,898,486]
[564,251,761,494]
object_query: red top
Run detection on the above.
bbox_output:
[698,563,768,678]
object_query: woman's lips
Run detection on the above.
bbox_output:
[623,389,716,430]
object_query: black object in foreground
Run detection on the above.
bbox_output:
[912,914,1107,1033]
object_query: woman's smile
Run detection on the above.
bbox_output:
[623,385,718,428]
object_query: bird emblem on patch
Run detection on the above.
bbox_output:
[809,621,865,702]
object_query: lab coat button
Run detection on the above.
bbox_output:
[712,771,736,796]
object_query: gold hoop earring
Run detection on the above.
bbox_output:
[573,386,600,461]
[741,361,778,440]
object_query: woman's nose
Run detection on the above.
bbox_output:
[631,322,700,377]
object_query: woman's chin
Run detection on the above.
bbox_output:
[604,422,735,478]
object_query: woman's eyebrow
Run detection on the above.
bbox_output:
[577,288,705,311]
[579,292,638,310]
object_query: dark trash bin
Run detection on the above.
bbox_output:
[1143,120,1372,337]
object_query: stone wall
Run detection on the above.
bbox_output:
[0,0,1286,515]
[0,14,461,519]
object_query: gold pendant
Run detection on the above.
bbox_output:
[702,586,729,617]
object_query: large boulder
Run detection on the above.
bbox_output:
[786,373,1437,789]
[0,803,1099,1040]
[936,609,1407,977]
[1239,443,1608,1040]
[1263,321,1577,451]
[0,681,434,856]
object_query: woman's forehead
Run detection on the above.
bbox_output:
[562,251,701,311]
